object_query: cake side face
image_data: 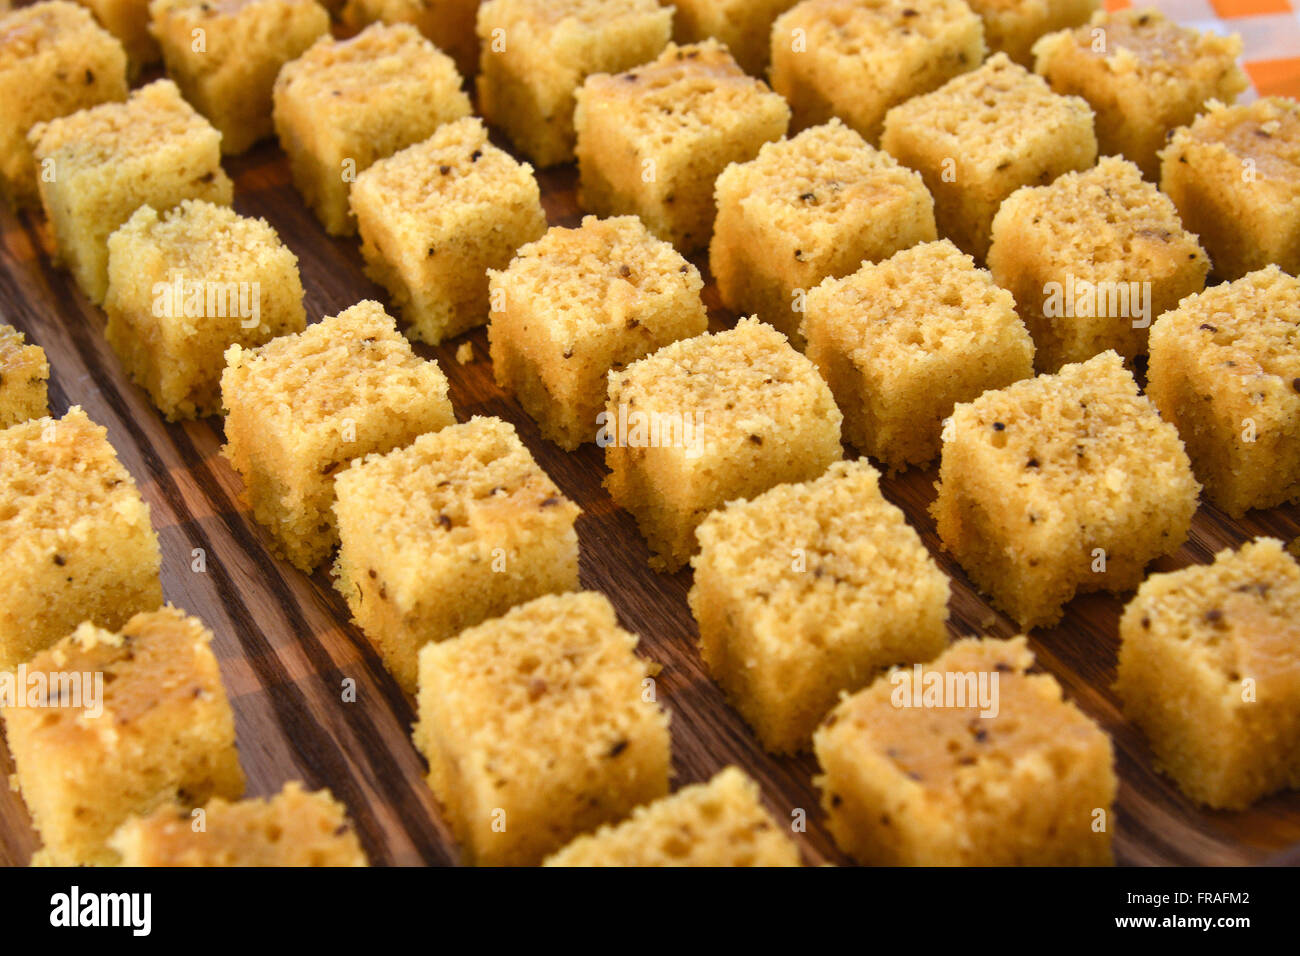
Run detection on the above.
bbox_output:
[880,52,1097,260]
[342,0,480,77]
[769,0,986,144]
[220,300,455,571]
[575,39,791,254]
[0,406,162,670]
[0,0,128,205]
[604,316,843,572]
[814,635,1116,865]
[111,782,369,866]
[931,350,1199,628]
[1032,9,1247,179]
[0,323,50,426]
[1116,538,1300,809]
[78,0,161,64]
[105,199,307,420]
[350,116,547,345]
[544,766,802,866]
[2,607,244,865]
[28,79,233,304]
[488,214,708,448]
[803,238,1034,470]
[690,459,951,753]
[1147,266,1300,516]
[476,0,672,167]
[413,591,672,866]
[987,155,1209,372]
[673,0,797,76]
[711,118,937,346]
[1160,97,1300,281]
[271,23,472,235]
[333,415,581,693]
[964,0,1098,65]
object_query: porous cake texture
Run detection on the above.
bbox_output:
[673,0,797,76]
[28,79,233,304]
[271,23,471,235]
[965,0,1097,65]
[1160,97,1300,281]
[575,39,790,255]
[770,0,986,144]
[476,0,671,167]
[987,155,1208,372]
[333,416,581,694]
[0,1,127,206]
[149,0,330,155]
[111,783,369,866]
[690,460,951,754]
[0,406,162,671]
[341,0,480,76]
[350,116,547,345]
[488,215,708,449]
[710,119,937,347]
[814,636,1116,865]
[77,0,159,65]
[1146,266,1300,517]
[0,323,49,427]
[220,300,456,572]
[1032,9,1247,180]
[105,199,307,420]
[803,239,1034,471]
[2,607,244,866]
[413,591,672,866]
[880,52,1096,260]
[931,350,1199,628]
[1117,539,1300,809]
[605,317,843,573]
[544,767,802,866]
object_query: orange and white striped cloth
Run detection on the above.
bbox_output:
[1106,0,1300,98]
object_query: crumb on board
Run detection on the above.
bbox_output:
[456,342,474,365]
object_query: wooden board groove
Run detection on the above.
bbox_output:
[1,138,1297,867]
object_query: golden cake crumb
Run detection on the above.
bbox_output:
[0,323,49,427]
[342,0,480,76]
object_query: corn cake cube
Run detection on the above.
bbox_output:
[575,40,790,255]
[0,323,49,427]
[814,636,1116,865]
[931,350,1198,629]
[1032,9,1246,180]
[149,0,329,156]
[880,52,1096,261]
[605,317,843,573]
[1118,539,1300,809]
[105,200,306,421]
[544,767,801,866]
[28,79,232,305]
[488,215,708,450]
[220,300,455,572]
[477,0,671,168]
[770,0,985,145]
[1147,267,1300,518]
[77,0,158,65]
[2,607,244,866]
[350,117,546,345]
[673,0,796,76]
[690,460,950,754]
[1160,98,1300,282]
[988,156,1208,372]
[333,416,581,694]
[413,591,672,866]
[0,2,127,207]
[803,239,1034,471]
[965,0,1096,66]
[111,782,368,865]
[711,119,937,348]
[341,0,480,77]
[271,23,472,236]
[0,407,162,671]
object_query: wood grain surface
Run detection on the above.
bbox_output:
[1,136,1298,868]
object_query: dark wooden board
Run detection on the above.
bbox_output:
[1,138,1298,868]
